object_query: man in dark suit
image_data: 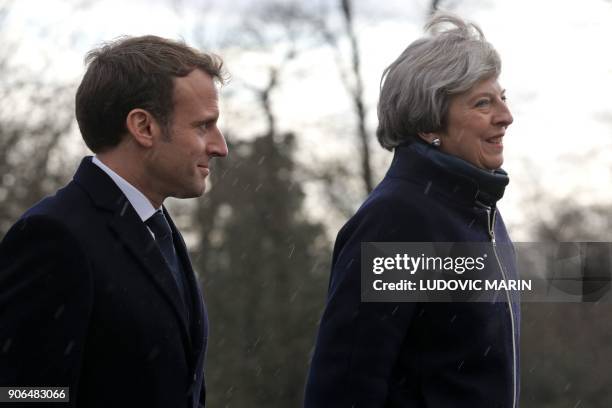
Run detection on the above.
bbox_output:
[0,35,228,407]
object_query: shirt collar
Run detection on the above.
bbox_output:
[92,156,159,221]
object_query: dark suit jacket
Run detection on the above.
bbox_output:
[0,157,208,407]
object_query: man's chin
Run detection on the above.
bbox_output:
[171,185,207,199]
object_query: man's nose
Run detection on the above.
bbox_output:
[207,128,228,158]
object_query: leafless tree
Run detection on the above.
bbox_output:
[0,2,81,236]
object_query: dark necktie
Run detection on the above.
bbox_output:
[145,210,187,302]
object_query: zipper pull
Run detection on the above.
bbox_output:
[485,207,496,244]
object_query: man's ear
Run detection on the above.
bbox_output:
[125,109,161,148]
[417,131,441,144]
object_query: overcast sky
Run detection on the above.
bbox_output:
[4,0,612,239]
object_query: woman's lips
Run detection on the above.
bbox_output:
[484,136,503,151]
[485,135,503,145]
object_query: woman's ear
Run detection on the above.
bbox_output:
[417,132,440,145]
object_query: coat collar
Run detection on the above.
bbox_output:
[72,156,205,363]
[387,142,510,208]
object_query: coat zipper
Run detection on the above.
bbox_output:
[486,207,517,408]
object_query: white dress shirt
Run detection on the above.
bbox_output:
[91,156,160,223]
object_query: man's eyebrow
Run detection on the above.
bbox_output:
[192,119,211,126]
[191,113,219,127]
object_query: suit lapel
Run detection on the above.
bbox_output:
[73,157,193,354]
[108,208,193,349]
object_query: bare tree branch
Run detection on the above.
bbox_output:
[339,0,373,194]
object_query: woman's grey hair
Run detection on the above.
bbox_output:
[376,12,501,150]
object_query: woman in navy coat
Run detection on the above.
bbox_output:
[305,13,519,408]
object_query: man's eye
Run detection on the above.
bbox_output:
[501,95,508,103]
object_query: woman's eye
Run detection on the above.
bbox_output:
[475,99,490,107]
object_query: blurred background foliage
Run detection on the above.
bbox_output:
[1,0,612,406]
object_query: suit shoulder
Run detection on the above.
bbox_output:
[0,212,94,315]
[1,212,89,265]
[18,180,99,237]
[2,180,95,279]
[22,180,88,218]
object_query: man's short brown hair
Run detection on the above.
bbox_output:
[75,35,225,153]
